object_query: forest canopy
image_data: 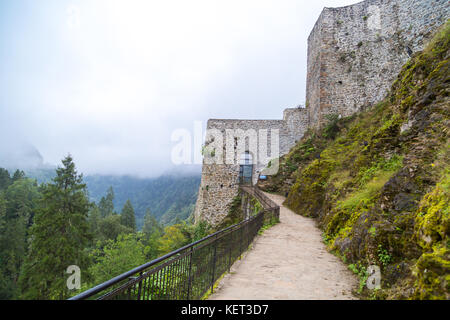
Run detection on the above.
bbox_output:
[0,156,209,300]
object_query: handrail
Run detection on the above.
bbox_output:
[240,186,279,209]
[69,209,265,300]
[70,186,277,300]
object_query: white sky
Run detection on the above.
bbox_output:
[0,0,361,177]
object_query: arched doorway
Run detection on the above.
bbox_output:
[239,152,253,185]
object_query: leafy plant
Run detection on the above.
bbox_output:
[323,114,341,139]
[348,262,369,293]
[377,245,392,267]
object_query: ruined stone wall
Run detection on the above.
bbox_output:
[283,108,310,142]
[194,108,308,225]
[306,0,450,128]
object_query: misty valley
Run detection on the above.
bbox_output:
[0,155,204,299]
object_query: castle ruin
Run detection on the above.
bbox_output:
[194,0,449,226]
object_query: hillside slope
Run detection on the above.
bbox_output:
[85,174,200,228]
[21,168,201,228]
[259,22,449,299]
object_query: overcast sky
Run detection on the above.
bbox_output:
[0,0,361,177]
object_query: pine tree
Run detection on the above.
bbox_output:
[87,203,101,244]
[12,170,25,182]
[0,168,11,191]
[98,186,115,218]
[18,155,91,300]
[143,209,162,237]
[98,214,133,241]
[0,178,40,299]
[0,194,12,299]
[142,209,162,259]
[120,200,136,232]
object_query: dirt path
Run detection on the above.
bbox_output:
[209,193,358,300]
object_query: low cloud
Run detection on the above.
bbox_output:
[0,0,360,177]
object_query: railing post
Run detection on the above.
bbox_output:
[70,186,281,301]
[137,272,143,300]
[228,230,233,272]
[168,261,174,300]
[210,234,218,294]
[247,219,250,249]
[127,286,132,300]
[239,224,243,255]
[187,247,194,300]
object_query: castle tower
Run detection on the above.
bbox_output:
[306,0,449,128]
[194,108,308,225]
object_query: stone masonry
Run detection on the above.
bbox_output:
[306,0,450,128]
[194,108,308,225]
[195,0,449,226]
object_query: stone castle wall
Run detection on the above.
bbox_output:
[194,108,308,225]
[195,0,449,225]
[306,0,449,128]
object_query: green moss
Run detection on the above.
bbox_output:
[423,20,450,59]
[339,171,394,212]
[401,95,415,112]
[258,216,279,235]
[285,158,336,216]
[250,197,264,215]
[356,155,403,187]
[327,209,363,246]
[413,245,450,300]
[202,269,230,300]
[214,196,243,232]
[414,172,449,251]
[328,170,352,190]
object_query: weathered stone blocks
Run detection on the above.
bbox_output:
[195,0,449,226]
[306,0,449,128]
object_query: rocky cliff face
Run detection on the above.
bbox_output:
[259,22,449,299]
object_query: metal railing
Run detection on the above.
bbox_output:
[69,211,264,300]
[241,186,280,221]
[69,187,279,301]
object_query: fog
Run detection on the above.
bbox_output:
[0,0,361,177]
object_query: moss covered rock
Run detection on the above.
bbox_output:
[262,21,450,299]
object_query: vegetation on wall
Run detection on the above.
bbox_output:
[212,196,244,232]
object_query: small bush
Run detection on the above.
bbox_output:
[323,114,341,140]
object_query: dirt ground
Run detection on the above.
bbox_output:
[209,193,358,300]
